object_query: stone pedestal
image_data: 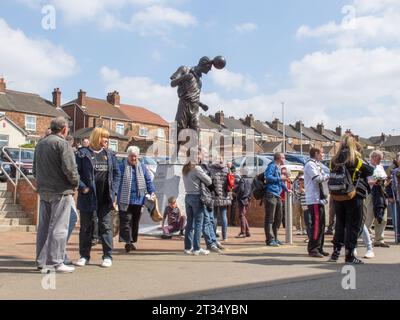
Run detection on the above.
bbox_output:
[139,163,185,235]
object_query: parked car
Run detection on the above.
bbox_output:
[116,153,157,177]
[232,155,304,180]
[1,148,34,178]
[0,159,11,182]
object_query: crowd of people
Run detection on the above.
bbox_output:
[33,116,399,273]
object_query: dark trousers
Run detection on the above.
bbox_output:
[332,197,364,250]
[327,197,336,232]
[307,204,326,254]
[304,208,312,239]
[264,193,282,243]
[238,203,250,235]
[79,204,113,261]
[119,205,142,244]
[92,211,99,243]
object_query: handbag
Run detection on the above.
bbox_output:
[144,194,163,222]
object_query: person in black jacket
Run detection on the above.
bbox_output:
[235,168,252,238]
[329,135,374,264]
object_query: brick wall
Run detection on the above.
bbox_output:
[7,179,39,225]
[228,197,265,228]
[5,111,53,138]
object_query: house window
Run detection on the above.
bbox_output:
[116,123,124,135]
[157,128,165,138]
[0,112,5,116]
[109,139,118,151]
[0,134,9,148]
[25,115,36,131]
[139,127,148,137]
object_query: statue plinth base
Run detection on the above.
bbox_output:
[139,163,185,236]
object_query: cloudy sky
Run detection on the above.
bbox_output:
[1,0,399,137]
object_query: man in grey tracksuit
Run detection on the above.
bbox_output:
[34,117,79,273]
[304,148,330,258]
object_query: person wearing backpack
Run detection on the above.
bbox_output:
[235,168,253,238]
[263,152,289,246]
[328,135,374,264]
[304,148,330,258]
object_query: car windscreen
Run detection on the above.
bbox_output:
[6,149,34,160]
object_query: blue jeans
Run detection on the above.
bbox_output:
[67,207,78,241]
[184,194,204,252]
[361,224,373,251]
[213,206,228,240]
[390,201,400,243]
[203,207,217,248]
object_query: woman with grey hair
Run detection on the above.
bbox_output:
[117,146,156,253]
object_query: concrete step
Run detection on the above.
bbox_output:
[0,211,29,219]
[0,204,23,212]
[0,198,15,204]
[0,191,13,198]
[0,218,33,226]
[0,225,36,232]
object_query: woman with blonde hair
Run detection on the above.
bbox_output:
[74,127,121,268]
[328,134,373,264]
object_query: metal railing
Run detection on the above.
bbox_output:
[1,147,37,205]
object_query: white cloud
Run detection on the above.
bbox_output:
[130,5,197,36]
[235,22,258,33]
[297,0,400,47]
[20,0,196,36]
[211,69,258,95]
[0,18,77,94]
[100,66,176,121]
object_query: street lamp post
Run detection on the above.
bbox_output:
[282,102,286,154]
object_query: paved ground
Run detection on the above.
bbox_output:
[0,227,399,300]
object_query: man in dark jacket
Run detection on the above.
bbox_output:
[34,117,79,273]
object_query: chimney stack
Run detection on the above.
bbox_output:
[107,91,120,107]
[271,118,283,131]
[78,89,86,106]
[0,78,6,93]
[295,121,304,132]
[52,88,61,108]
[316,123,325,135]
[215,111,224,125]
[245,114,255,128]
[335,126,342,137]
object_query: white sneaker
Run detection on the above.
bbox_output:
[74,258,88,267]
[193,248,210,256]
[55,264,75,273]
[184,249,194,255]
[101,258,112,268]
[364,250,375,259]
[296,230,302,236]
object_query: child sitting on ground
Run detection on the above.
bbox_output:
[161,197,186,239]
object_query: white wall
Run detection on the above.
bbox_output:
[0,119,27,148]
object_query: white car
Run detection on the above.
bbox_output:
[232,155,303,179]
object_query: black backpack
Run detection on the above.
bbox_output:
[328,159,362,201]
[252,172,265,200]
